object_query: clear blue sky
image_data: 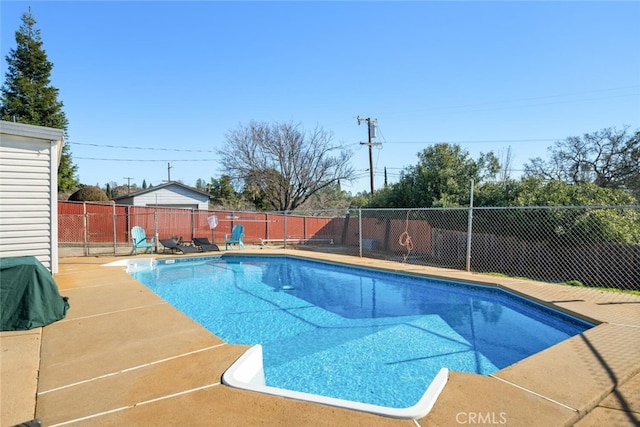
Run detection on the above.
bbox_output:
[2,1,639,194]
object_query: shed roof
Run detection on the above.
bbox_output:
[112,181,211,200]
[0,120,65,163]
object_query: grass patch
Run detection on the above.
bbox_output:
[562,279,640,295]
[564,284,640,296]
[484,272,640,296]
[484,272,532,281]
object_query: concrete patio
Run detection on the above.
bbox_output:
[2,249,639,426]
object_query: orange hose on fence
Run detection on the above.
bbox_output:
[398,211,414,262]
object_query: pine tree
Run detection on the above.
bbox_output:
[1,7,79,191]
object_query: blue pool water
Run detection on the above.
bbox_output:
[130,255,592,409]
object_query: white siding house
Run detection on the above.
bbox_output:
[113,181,210,210]
[0,121,64,273]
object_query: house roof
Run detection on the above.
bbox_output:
[112,181,211,200]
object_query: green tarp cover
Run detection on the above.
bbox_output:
[1,256,69,331]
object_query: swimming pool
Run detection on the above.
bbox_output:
[129,255,592,418]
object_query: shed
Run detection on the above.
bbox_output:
[0,121,64,273]
[113,181,210,210]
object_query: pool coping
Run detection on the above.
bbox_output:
[2,248,640,426]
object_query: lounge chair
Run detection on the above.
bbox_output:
[193,237,220,252]
[225,224,245,250]
[130,226,155,255]
[159,238,200,254]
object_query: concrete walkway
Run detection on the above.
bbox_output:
[2,249,639,426]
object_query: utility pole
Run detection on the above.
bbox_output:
[167,162,172,182]
[357,116,381,196]
[123,177,134,195]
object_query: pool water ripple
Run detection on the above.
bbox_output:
[131,256,592,409]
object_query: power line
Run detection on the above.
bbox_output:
[68,141,217,152]
[74,157,215,162]
[346,138,562,147]
[422,93,640,116]
[384,138,558,144]
[382,85,640,117]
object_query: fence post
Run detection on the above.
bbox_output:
[341,211,350,245]
[283,211,288,249]
[303,215,307,241]
[126,205,131,244]
[82,202,88,256]
[112,202,117,255]
[466,179,475,272]
[154,210,159,253]
[358,208,363,258]
[211,210,217,244]
[190,208,195,241]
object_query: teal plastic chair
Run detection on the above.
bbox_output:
[225,224,245,250]
[130,226,155,255]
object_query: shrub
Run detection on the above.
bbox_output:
[68,186,110,202]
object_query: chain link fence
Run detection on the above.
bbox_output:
[348,206,640,292]
[58,202,639,299]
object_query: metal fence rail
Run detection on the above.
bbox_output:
[58,202,640,298]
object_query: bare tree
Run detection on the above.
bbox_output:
[298,182,350,212]
[220,121,354,211]
[498,145,514,182]
[525,127,640,200]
